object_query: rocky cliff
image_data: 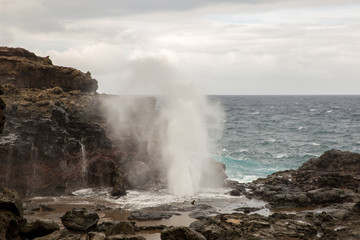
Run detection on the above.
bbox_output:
[0,47,158,197]
[0,47,98,92]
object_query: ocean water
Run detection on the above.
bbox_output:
[211,95,360,182]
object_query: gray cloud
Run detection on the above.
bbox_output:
[1,0,360,94]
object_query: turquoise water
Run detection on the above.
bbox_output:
[211,95,360,182]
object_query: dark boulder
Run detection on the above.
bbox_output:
[161,226,206,240]
[60,208,99,231]
[0,188,23,217]
[128,210,180,221]
[21,219,60,239]
[111,178,127,197]
[101,221,136,236]
[0,210,25,240]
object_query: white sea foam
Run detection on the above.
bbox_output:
[112,187,236,210]
[69,187,256,211]
[274,153,289,159]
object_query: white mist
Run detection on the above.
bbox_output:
[161,89,211,195]
[106,57,224,196]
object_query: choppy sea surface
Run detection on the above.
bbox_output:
[211,95,360,182]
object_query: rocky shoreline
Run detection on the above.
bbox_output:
[0,149,359,239]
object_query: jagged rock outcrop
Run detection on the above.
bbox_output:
[232,149,360,208]
[0,47,98,92]
[0,47,158,197]
[189,208,360,240]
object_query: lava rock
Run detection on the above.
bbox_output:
[111,178,126,197]
[21,219,60,239]
[128,210,180,221]
[102,221,136,236]
[244,150,360,208]
[161,226,206,240]
[0,209,25,240]
[0,188,23,217]
[40,204,55,212]
[0,47,98,92]
[88,232,106,240]
[60,208,99,231]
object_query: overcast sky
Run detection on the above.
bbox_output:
[1,0,360,95]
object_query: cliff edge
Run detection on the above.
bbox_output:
[0,47,98,92]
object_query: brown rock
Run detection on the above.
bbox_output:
[0,47,98,92]
[161,226,206,240]
[0,210,25,240]
[21,219,60,239]
[60,208,99,231]
[0,188,23,217]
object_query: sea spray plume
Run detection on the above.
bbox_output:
[102,56,224,195]
[159,87,223,195]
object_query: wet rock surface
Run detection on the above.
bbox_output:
[161,226,206,240]
[231,149,360,209]
[21,219,60,239]
[128,211,180,221]
[60,208,99,231]
[0,188,23,217]
[100,221,136,236]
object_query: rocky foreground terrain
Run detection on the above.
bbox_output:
[1,150,360,240]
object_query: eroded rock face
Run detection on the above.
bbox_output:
[0,47,98,92]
